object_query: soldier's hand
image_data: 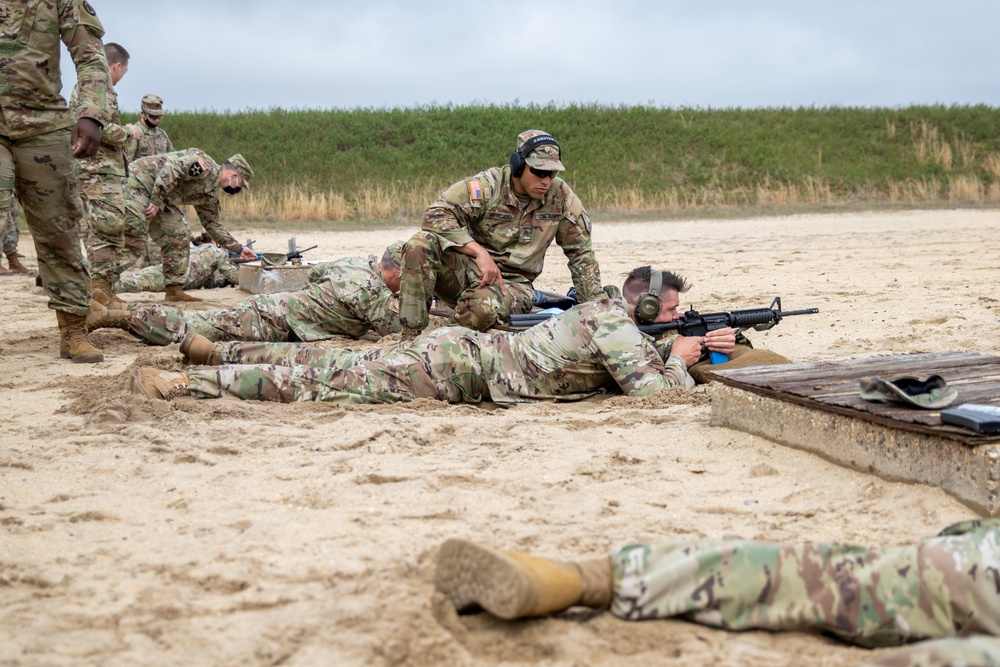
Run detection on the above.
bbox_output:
[239,246,258,261]
[474,253,505,295]
[670,336,705,367]
[144,203,161,220]
[71,118,102,158]
[704,327,737,355]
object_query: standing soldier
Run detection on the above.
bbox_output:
[70,41,130,308]
[124,94,173,162]
[0,0,112,363]
[398,129,603,336]
[121,148,257,301]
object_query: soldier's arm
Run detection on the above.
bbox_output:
[420,174,493,250]
[340,282,402,337]
[192,200,241,254]
[60,0,112,128]
[151,153,203,207]
[162,131,175,153]
[99,119,130,147]
[555,186,603,301]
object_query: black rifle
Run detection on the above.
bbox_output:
[508,297,819,363]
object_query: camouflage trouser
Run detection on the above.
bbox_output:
[215,340,393,367]
[398,231,534,331]
[187,326,486,404]
[0,129,91,314]
[611,519,1000,649]
[122,182,190,286]
[127,295,295,346]
[78,172,126,283]
[115,245,236,293]
[3,203,18,255]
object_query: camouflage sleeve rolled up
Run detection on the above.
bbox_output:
[420,170,499,249]
[611,518,1000,649]
[552,183,602,301]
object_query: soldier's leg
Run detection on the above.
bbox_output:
[147,206,190,287]
[611,520,1000,647]
[398,231,473,330]
[0,185,14,275]
[120,186,150,274]
[860,636,1000,667]
[78,173,126,284]
[126,296,293,346]
[113,265,166,293]
[3,202,30,274]
[452,279,535,331]
[10,131,92,314]
[215,340,400,367]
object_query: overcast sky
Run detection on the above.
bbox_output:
[70,0,1000,113]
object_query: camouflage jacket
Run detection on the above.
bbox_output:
[128,148,240,252]
[69,78,127,176]
[284,256,400,341]
[124,122,173,162]
[423,165,603,301]
[475,297,694,404]
[0,0,112,139]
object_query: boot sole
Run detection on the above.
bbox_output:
[434,539,534,619]
[71,351,104,363]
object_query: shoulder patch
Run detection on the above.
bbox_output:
[468,180,483,202]
[82,1,97,15]
[188,158,207,177]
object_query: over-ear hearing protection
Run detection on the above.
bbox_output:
[509,134,561,177]
[634,270,663,324]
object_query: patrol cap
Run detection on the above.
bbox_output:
[383,240,405,266]
[226,154,254,188]
[517,129,565,172]
[859,374,958,410]
[141,94,165,117]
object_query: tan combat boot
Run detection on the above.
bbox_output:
[179,332,221,365]
[434,539,612,620]
[165,285,201,302]
[91,277,128,309]
[56,311,104,363]
[129,367,190,400]
[399,326,423,342]
[6,253,31,274]
[85,308,132,332]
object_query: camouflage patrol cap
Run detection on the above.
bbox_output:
[226,154,254,188]
[383,240,405,266]
[141,94,165,117]
[859,374,958,410]
[517,129,565,172]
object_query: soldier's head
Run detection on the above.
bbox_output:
[104,42,130,85]
[140,94,166,127]
[221,154,253,195]
[510,129,565,201]
[380,241,406,294]
[622,266,690,325]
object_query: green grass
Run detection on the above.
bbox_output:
[121,104,1000,222]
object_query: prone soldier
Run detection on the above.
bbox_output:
[112,239,238,294]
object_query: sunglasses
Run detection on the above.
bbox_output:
[528,166,558,179]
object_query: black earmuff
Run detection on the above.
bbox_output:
[509,134,561,177]
[634,270,663,324]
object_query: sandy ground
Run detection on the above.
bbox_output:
[1,209,998,667]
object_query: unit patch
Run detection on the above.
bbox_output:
[188,158,207,177]
[82,1,97,16]
[467,179,482,202]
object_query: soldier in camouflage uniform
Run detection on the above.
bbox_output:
[120,148,258,301]
[0,201,31,275]
[0,0,113,363]
[433,519,1000,667]
[90,243,404,347]
[398,129,602,335]
[127,277,735,403]
[69,41,130,307]
[124,94,173,162]
[113,241,238,293]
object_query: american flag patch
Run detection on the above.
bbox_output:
[468,180,483,201]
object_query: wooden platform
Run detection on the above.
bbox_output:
[707,352,1000,515]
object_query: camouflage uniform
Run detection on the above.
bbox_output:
[187,298,693,404]
[69,71,128,284]
[121,149,244,287]
[2,203,19,256]
[398,155,601,332]
[0,0,111,314]
[124,94,173,162]
[612,519,1000,653]
[121,256,398,345]
[114,244,238,293]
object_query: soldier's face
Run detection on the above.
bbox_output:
[513,164,555,200]
[110,61,128,85]
[655,289,682,323]
[142,113,161,126]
